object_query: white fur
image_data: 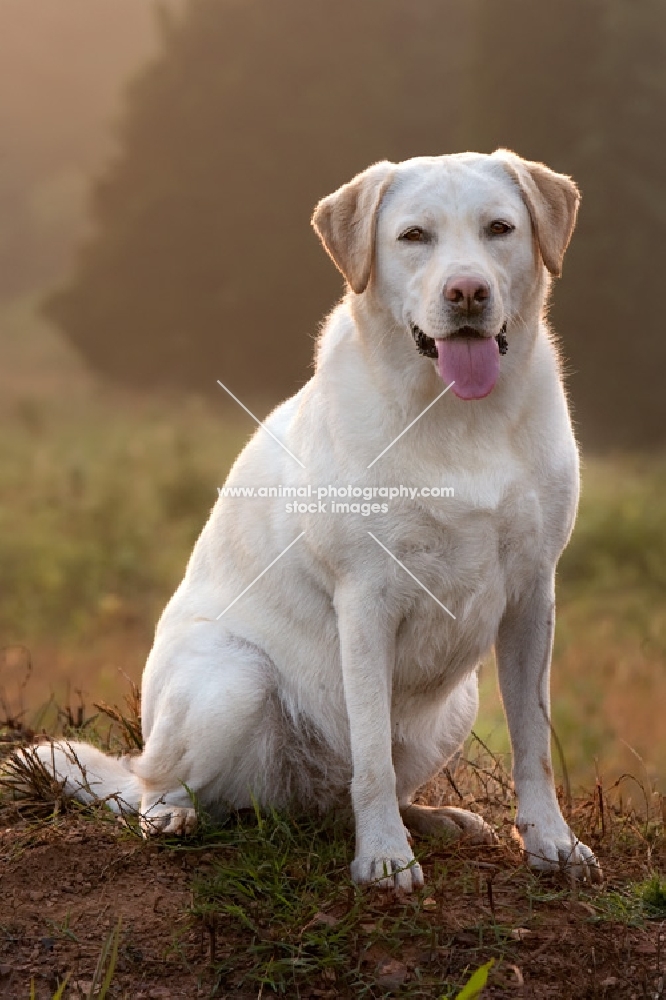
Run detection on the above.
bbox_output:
[29,151,600,889]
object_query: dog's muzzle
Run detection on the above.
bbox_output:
[410,322,509,358]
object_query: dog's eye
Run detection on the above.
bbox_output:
[399,227,427,243]
[488,220,515,236]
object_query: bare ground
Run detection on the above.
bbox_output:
[0,727,664,999]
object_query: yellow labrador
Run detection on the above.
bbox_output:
[30,150,601,890]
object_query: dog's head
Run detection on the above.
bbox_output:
[312,151,579,400]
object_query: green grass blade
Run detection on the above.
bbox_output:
[97,917,122,999]
[86,917,121,999]
[51,975,70,1000]
[451,958,494,1000]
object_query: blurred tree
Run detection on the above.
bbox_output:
[45,0,469,403]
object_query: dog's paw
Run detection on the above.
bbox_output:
[402,804,496,844]
[518,819,602,883]
[351,853,424,892]
[140,806,198,838]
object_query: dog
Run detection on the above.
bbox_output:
[29,149,601,890]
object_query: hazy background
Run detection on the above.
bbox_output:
[1,0,664,793]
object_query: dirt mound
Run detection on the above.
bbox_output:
[0,815,218,999]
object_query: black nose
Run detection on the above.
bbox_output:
[444,276,490,316]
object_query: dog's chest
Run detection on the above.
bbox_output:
[390,477,542,691]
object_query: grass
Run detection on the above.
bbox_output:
[591,873,666,926]
[189,807,506,998]
[0,388,248,645]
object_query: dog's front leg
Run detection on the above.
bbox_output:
[496,574,601,881]
[335,584,423,892]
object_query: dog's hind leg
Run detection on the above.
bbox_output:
[400,803,496,844]
[132,627,279,836]
[394,670,496,844]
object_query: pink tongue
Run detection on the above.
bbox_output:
[435,336,500,400]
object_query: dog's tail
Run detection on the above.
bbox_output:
[14,741,143,814]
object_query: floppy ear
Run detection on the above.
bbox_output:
[311,161,395,294]
[493,149,580,277]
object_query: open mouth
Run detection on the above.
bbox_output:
[410,321,508,400]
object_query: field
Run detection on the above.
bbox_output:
[1,301,665,997]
